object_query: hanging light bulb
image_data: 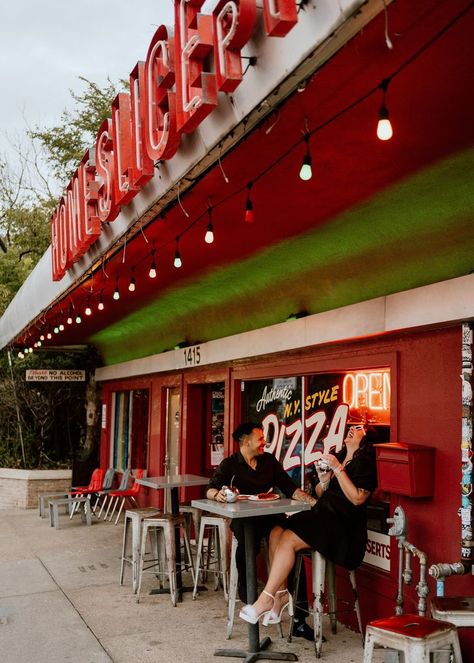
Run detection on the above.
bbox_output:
[75,314,82,324]
[85,304,92,316]
[149,250,157,279]
[40,335,45,341]
[299,134,313,181]
[54,326,59,334]
[67,304,73,325]
[37,340,42,347]
[128,274,136,292]
[18,351,24,359]
[98,291,104,311]
[377,78,393,141]
[174,238,182,268]
[47,332,52,339]
[113,279,120,300]
[205,208,214,244]
[244,182,255,223]
[59,323,64,331]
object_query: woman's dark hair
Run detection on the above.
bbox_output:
[353,425,378,460]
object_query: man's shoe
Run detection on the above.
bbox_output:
[291,621,326,642]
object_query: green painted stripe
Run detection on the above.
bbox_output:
[90,148,474,364]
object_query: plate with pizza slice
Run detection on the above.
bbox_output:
[248,492,280,502]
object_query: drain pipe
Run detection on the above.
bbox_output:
[429,322,473,595]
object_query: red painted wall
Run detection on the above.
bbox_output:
[99,323,474,655]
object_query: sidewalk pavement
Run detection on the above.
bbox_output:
[0,507,374,663]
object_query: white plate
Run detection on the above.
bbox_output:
[248,493,280,502]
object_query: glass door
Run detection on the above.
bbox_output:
[165,386,180,477]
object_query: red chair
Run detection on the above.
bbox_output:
[44,468,106,519]
[69,468,106,498]
[68,468,107,517]
[106,469,145,524]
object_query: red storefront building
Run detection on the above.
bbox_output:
[1,0,473,655]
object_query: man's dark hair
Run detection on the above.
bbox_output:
[232,422,261,444]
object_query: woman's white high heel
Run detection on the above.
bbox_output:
[239,590,275,624]
[264,589,294,625]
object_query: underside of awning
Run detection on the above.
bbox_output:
[10,0,474,364]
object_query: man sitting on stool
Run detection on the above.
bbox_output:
[206,421,315,638]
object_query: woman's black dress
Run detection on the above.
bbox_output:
[285,446,377,570]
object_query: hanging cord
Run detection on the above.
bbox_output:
[140,224,149,244]
[382,0,393,50]
[177,180,190,218]
[218,145,229,183]
[122,235,127,263]
[101,256,109,279]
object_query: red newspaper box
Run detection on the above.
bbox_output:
[374,442,435,497]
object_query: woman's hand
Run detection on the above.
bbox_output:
[315,461,332,491]
[321,453,343,475]
[315,455,336,496]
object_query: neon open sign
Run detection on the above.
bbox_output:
[343,370,391,412]
[51,0,301,281]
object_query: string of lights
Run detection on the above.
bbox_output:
[16,1,473,357]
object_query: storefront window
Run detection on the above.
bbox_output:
[241,368,392,570]
[240,368,391,489]
[111,389,149,471]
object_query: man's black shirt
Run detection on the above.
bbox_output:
[208,450,297,497]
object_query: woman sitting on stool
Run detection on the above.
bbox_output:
[240,423,378,625]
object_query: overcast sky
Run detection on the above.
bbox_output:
[0,1,174,165]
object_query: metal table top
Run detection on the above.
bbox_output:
[191,497,310,519]
[136,474,209,490]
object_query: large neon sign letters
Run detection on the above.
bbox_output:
[51,0,299,281]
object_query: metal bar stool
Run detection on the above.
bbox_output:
[119,507,162,592]
[363,614,462,662]
[180,503,202,544]
[136,513,195,606]
[431,595,474,627]
[288,550,363,658]
[364,505,463,662]
[192,515,230,600]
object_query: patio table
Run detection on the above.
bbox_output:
[136,474,209,600]
[192,497,310,663]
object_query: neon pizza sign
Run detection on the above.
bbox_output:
[51,0,300,281]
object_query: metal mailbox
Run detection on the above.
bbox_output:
[374,442,435,497]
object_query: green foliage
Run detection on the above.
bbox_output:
[0,197,52,315]
[0,75,120,467]
[0,349,100,469]
[28,76,127,184]
[0,76,123,314]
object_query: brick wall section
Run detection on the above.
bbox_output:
[0,469,72,509]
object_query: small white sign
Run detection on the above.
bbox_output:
[101,404,107,429]
[364,530,391,571]
[26,369,85,382]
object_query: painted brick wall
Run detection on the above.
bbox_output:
[0,470,72,509]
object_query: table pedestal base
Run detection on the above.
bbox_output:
[149,584,207,599]
[215,636,297,663]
